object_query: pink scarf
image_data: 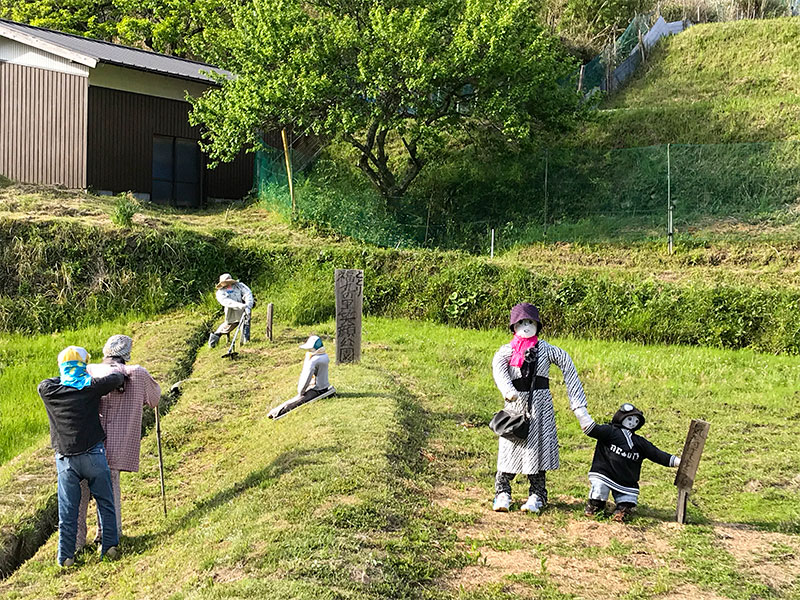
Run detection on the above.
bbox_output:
[510,335,538,368]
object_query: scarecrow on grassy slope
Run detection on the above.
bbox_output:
[208,273,255,348]
[268,335,337,419]
[76,335,161,549]
[491,303,592,513]
[583,403,681,522]
[38,346,124,566]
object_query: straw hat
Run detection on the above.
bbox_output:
[215,273,238,289]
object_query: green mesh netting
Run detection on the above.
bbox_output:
[581,14,651,93]
[256,141,800,248]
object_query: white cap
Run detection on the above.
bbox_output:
[300,335,323,350]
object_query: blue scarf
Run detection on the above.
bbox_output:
[59,360,92,390]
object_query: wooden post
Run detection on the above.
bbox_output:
[490,228,495,258]
[577,64,585,93]
[674,419,710,524]
[266,302,274,342]
[334,269,363,364]
[543,149,549,235]
[281,128,296,215]
[667,143,674,255]
[638,30,646,63]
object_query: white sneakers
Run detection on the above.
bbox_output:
[520,494,543,513]
[493,493,544,513]
[493,492,511,512]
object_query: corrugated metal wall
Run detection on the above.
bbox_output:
[0,63,88,187]
[87,86,253,202]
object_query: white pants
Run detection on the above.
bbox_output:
[76,469,122,549]
[589,479,638,505]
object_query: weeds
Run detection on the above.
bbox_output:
[111,193,139,228]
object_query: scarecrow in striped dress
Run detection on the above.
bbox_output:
[492,303,593,513]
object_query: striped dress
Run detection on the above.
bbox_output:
[492,340,587,474]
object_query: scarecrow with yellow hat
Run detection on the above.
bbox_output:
[209,273,255,348]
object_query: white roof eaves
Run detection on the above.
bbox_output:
[0,22,97,68]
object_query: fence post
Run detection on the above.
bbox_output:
[490,228,495,258]
[281,128,296,216]
[266,302,274,342]
[667,143,674,255]
[577,64,585,93]
[543,149,549,236]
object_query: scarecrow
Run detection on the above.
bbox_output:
[268,335,337,419]
[209,273,255,348]
[491,303,592,513]
[583,403,681,521]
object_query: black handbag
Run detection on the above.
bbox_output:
[489,343,541,441]
[489,408,529,440]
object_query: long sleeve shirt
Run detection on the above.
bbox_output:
[297,350,330,395]
[88,361,161,472]
[585,422,678,494]
[38,372,125,456]
[216,282,255,325]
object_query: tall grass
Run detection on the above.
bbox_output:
[0,318,136,463]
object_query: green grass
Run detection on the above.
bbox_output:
[575,18,800,148]
[3,317,800,598]
[0,318,136,463]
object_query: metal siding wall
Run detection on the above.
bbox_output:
[87,86,253,200]
[0,63,87,188]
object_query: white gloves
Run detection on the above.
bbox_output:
[672,456,681,468]
[573,406,594,432]
[504,390,519,401]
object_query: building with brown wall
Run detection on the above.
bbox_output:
[0,19,253,207]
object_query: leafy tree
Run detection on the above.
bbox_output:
[190,0,584,203]
[0,0,239,59]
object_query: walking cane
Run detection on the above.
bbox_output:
[155,404,167,517]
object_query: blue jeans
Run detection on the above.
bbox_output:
[55,441,118,564]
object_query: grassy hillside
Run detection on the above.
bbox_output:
[2,318,799,598]
[3,184,800,355]
[575,18,800,148]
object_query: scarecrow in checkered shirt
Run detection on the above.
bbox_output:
[76,335,161,550]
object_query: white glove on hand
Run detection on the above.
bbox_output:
[573,406,594,432]
[504,390,519,401]
[673,456,681,468]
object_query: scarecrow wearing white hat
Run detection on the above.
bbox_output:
[267,335,336,419]
[209,273,255,348]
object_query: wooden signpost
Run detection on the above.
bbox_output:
[334,269,363,364]
[674,419,710,524]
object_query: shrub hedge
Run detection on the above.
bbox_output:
[2,218,799,353]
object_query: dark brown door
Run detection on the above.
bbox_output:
[152,135,202,207]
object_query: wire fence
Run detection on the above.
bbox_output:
[257,140,800,252]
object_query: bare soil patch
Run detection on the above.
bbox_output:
[714,523,800,592]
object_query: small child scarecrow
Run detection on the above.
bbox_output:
[583,403,681,521]
[491,303,592,513]
[268,335,336,419]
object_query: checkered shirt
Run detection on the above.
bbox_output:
[87,363,161,472]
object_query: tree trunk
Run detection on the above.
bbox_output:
[344,124,424,207]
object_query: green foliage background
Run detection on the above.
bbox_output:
[3,217,800,354]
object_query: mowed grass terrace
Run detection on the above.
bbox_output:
[2,316,799,599]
